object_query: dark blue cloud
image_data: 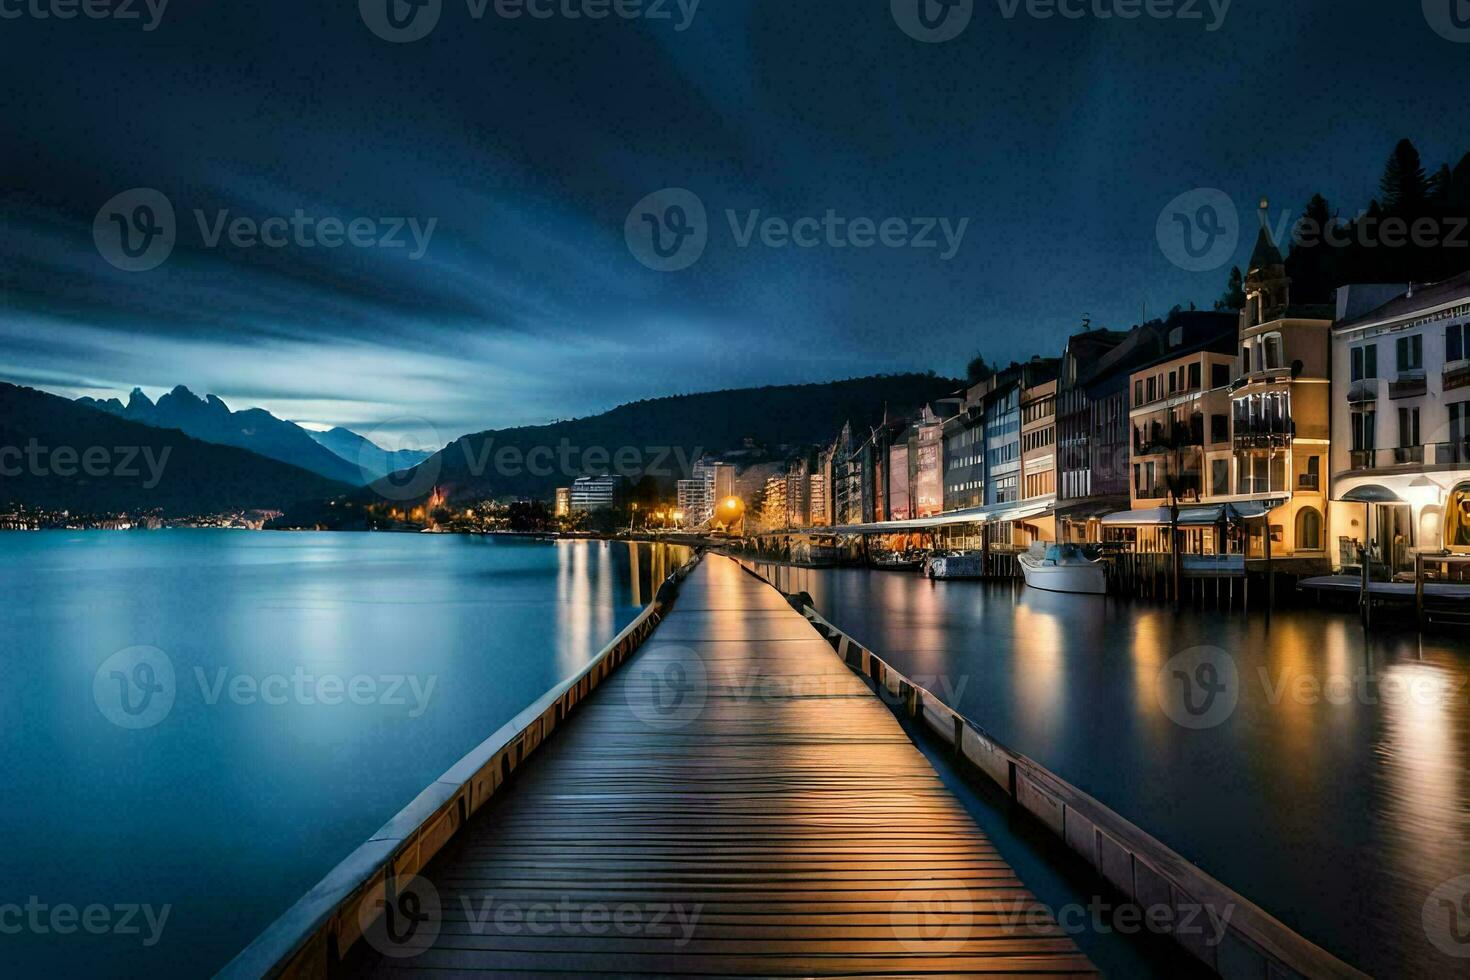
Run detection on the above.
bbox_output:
[3,0,1468,444]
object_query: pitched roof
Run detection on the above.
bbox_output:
[1333,267,1470,331]
[1248,225,1284,271]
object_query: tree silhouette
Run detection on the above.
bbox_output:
[1214,266,1245,311]
[1379,138,1428,214]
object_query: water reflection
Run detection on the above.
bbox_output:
[755,561,1470,978]
[0,532,686,978]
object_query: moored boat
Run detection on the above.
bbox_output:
[927,551,986,580]
[1018,543,1107,595]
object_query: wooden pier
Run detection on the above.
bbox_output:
[360,555,1092,976]
[225,553,1096,977]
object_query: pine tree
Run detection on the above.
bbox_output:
[1285,194,1339,303]
[1379,139,1428,214]
[1451,153,1470,209]
[1429,164,1453,206]
[1214,267,1245,311]
[966,354,993,385]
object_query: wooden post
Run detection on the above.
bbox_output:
[1263,514,1274,612]
[1415,552,1426,631]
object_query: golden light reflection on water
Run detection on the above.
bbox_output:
[1378,656,1467,919]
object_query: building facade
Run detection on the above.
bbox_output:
[1228,225,1334,560]
[1329,271,1470,571]
[569,475,619,512]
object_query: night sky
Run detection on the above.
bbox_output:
[3,0,1469,445]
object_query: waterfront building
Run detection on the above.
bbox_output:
[886,434,912,522]
[831,422,864,526]
[569,475,620,512]
[1227,218,1335,562]
[911,402,953,517]
[984,377,1023,509]
[942,382,988,513]
[808,471,829,526]
[1020,378,1057,503]
[676,479,705,527]
[678,459,736,527]
[760,472,789,530]
[1127,317,1239,510]
[554,487,571,517]
[1055,323,1154,542]
[1328,270,1470,572]
[784,455,812,528]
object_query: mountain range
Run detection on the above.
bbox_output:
[306,427,432,482]
[1,383,352,515]
[76,386,370,485]
[7,374,960,525]
[276,373,961,528]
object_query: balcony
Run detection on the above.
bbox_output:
[1388,370,1427,400]
[1349,446,1438,470]
[1446,362,1470,394]
[1432,440,1470,465]
[1346,379,1378,404]
[1392,445,1424,465]
[1298,472,1320,491]
[1233,418,1295,448]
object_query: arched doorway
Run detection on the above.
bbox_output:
[1447,482,1470,552]
[1296,507,1323,552]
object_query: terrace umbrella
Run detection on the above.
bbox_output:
[1341,484,1405,624]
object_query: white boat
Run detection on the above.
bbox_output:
[1018,543,1108,595]
[927,552,986,580]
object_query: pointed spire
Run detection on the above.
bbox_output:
[1248,196,1284,271]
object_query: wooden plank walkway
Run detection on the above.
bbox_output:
[362,554,1096,977]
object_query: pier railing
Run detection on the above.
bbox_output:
[736,559,1368,980]
[217,554,702,980]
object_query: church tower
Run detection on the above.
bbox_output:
[1242,197,1291,329]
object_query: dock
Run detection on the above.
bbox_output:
[224,552,1096,977]
[356,554,1093,976]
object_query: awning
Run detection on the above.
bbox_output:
[1101,502,1277,528]
[791,497,1056,535]
[1340,484,1404,504]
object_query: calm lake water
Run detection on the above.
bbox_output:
[752,562,1470,979]
[0,532,686,977]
